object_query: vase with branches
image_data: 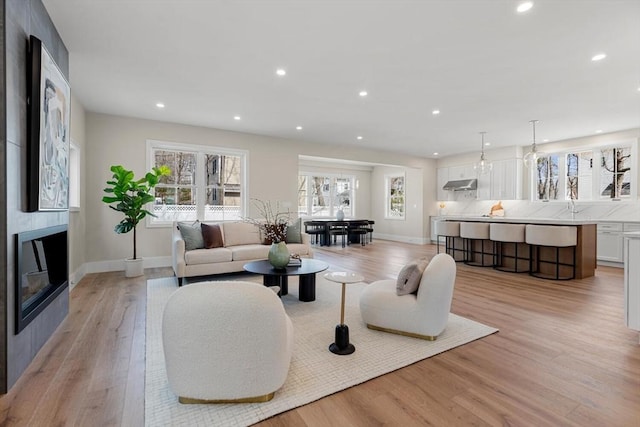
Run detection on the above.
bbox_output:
[244,199,293,268]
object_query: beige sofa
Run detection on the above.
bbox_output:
[172,221,313,285]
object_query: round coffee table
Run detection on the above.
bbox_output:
[243,259,329,302]
[323,271,364,355]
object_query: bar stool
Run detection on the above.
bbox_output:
[525,225,577,280]
[434,221,464,262]
[490,223,529,273]
[459,222,493,267]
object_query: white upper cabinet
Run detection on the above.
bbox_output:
[448,164,475,180]
[490,159,521,200]
[436,167,450,201]
[476,170,491,200]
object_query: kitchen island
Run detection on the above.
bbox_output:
[435,216,597,279]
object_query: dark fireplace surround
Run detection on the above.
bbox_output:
[15,225,68,334]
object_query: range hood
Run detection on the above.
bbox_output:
[442,179,478,191]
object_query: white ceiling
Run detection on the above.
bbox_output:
[42,0,640,158]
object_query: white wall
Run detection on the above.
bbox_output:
[84,113,437,270]
[371,166,427,244]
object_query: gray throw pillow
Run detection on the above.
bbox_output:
[177,220,204,251]
[285,218,302,244]
[396,258,430,296]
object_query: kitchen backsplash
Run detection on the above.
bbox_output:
[437,199,640,222]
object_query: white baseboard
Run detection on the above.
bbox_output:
[72,256,173,285]
[597,260,623,268]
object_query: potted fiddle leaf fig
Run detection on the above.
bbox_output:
[102,164,171,277]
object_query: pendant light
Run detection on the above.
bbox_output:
[473,131,492,175]
[523,119,546,168]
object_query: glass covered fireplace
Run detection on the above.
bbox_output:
[15,224,68,333]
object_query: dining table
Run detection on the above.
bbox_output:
[304,219,374,247]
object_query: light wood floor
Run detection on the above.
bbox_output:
[1,240,639,426]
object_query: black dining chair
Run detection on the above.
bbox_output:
[348,220,369,246]
[328,221,349,248]
[304,221,326,245]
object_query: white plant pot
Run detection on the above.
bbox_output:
[124,258,144,278]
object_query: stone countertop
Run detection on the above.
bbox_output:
[435,215,598,226]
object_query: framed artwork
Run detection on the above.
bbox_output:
[385,173,405,219]
[27,35,71,211]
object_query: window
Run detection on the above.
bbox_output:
[566,151,593,201]
[600,147,632,199]
[298,174,355,217]
[530,142,634,202]
[385,174,405,219]
[534,154,559,201]
[147,140,247,225]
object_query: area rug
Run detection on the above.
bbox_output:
[145,275,498,426]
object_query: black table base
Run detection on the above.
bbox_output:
[262,273,317,301]
[329,324,355,355]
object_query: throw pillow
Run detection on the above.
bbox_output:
[285,218,302,244]
[396,258,430,296]
[201,223,224,248]
[177,220,204,251]
[222,222,261,247]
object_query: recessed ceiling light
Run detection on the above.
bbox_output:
[156,102,165,108]
[591,53,607,61]
[595,129,603,133]
[433,152,439,156]
[516,2,533,13]
[432,109,440,115]
[234,116,241,120]
[276,68,286,76]
[543,139,549,142]
[357,136,363,140]
[359,91,368,97]
[296,126,302,130]
[484,142,491,146]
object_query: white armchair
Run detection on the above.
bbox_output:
[359,253,456,340]
[162,281,293,403]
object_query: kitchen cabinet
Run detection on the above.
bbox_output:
[597,222,624,262]
[436,168,450,201]
[476,169,490,200]
[447,164,475,180]
[624,232,640,334]
[438,159,521,201]
[430,216,438,243]
[490,159,521,200]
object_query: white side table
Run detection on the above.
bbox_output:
[324,271,364,355]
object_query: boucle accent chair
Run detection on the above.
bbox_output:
[359,253,456,340]
[162,281,294,403]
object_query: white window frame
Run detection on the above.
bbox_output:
[146,139,249,227]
